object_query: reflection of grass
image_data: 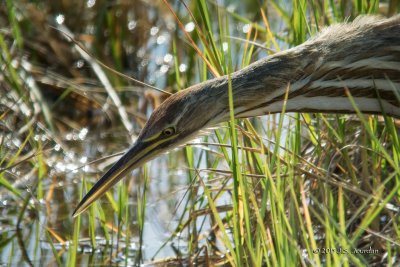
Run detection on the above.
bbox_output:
[1,0,399,266]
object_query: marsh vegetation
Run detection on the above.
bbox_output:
[0,0,399,266]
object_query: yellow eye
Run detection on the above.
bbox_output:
[162,127,175,137]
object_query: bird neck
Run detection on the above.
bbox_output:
[196,15,400,126]
[211,42,400,120]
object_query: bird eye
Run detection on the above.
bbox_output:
[162,127,175,137]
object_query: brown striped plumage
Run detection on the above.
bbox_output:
[73,15,400,216]
[230,15,400,118]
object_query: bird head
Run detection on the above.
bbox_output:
[73,79,227,217]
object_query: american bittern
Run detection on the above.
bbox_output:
[73,15,400,217]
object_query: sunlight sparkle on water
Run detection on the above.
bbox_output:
[242,24,251,33]
[157,34,167,45]
[80,156,88,164]
[76,60,85,68]
[160,64,169,74]
[55,14,65,25]
[222,42,228,52]
[179,63,187,72]
[150,26,159,36]
[66,151,75,160]
[65,133,73,141]
[79,128,88,140]
[55,162,79,173]
[163,53,173,63]
[184,22,195,32]
[55,162,66,172]
[87,0,96,8]
[32,133,48,142]
[128,20,137,31]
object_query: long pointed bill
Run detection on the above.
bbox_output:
[72,141,152,217]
